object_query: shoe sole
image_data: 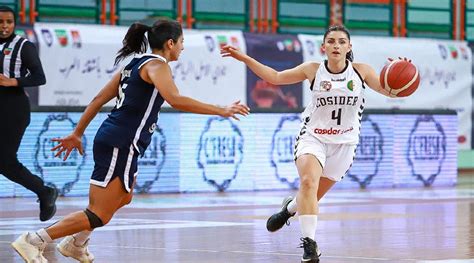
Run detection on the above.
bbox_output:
[301,259,319,263]
[11,242,32,263]
[40,189,58,222]
[57,244,93,263]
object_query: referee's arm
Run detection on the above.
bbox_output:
[17,41,46,87]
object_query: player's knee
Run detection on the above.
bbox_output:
[300,174,318,190]
[84,208,106,229]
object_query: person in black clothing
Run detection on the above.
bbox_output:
[0,6,57,221]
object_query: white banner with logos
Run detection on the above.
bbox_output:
[170,30,247,106]
[299,34,473,149]
[34,23,247,107]
[35,23,126,106]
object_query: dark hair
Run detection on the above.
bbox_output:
[0,6,17,23]
[115,19,183,65]
[323,25,353,62]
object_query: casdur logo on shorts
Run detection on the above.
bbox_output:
[347,116,383,188]
[197,117,243,191]
[34,114,86,195]
[407,115,446,186]
[270,115,300,189]
[135,125,166,194]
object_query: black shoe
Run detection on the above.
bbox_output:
[266,196,296,232]
[38,186,58,221]
[299,237,321,263]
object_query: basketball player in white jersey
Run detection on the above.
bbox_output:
[221,25,409,263]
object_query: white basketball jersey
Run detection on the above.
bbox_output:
[301,60,365,144]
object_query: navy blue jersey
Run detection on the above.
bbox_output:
[95,54,166,154]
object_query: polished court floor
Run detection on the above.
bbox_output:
[0,183,473,262]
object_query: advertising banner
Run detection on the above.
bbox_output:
[171,30,247,106]
[34,23,246,108]
[299,34,473,149]
[34,23,126,106]
[244,33,304,109]
[0,111,457,197]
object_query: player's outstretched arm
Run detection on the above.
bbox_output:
[51,71,121,160]
[221,45,317,85]
[148,61,250,120]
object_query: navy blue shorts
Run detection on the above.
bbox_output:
[90,142,139,193]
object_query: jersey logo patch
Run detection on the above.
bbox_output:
[320,80,332,91]
[347,80,354,91]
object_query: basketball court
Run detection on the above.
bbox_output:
[1,178,473,263]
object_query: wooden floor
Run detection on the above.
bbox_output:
[1,185,473,262]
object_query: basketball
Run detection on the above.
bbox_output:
[379,59,420,97]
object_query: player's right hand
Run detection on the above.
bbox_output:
[51,133,84,161]
[220,100,250,121]
[220,45,247,61]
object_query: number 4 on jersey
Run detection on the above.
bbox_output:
[332,108,342,125]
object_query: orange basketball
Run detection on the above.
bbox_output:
[379,59,420,97]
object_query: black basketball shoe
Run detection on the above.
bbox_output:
[266,196,296,232]
[299,237,321,263]
[38,186,58,221]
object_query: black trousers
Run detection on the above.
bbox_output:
[0,89,46,197]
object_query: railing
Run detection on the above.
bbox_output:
[466,0,473,41]
[404,0,453,39]
[0,0,470,40]
[277,0,330,34]
[343,0,394,36]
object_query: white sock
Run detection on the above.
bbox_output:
[28,228,52,245]
[299,215,318,240]
[287,197,298,214]
[73,230,92,246]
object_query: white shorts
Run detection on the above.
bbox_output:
[294,133,357,182]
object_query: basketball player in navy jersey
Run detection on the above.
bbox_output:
[12,19,250,263]
[222,25,412,262]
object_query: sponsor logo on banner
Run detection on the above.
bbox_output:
[41,29,53,47]
[54,29,68,47]
[277,39,302,52]
[438,44,447,60]
[270,115,300,188]
[71,30,82,48]
[347,116,383,188]
[197,117,244,191]
[448,45,458,59]
[305,39,324,56]
[205,35,215,52]
[460,46,469,60]
[407,115,446,186]
[217,35,227,49]
[135,126,166,193]
[34,114,87,195]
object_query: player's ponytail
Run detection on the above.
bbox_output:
[323,25,354,62]
[114,23,150,65]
